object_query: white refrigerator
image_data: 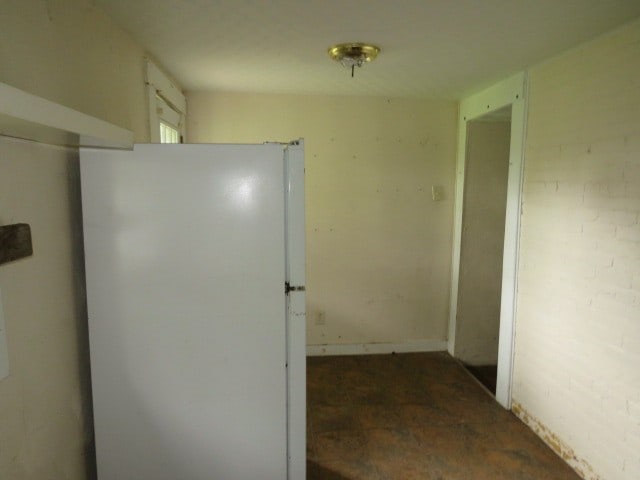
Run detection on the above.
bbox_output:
[80,141,306,480]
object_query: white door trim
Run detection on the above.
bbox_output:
[448,72,528,409]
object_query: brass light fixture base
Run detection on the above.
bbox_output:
[328,43,381,77]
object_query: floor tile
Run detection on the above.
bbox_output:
[307,352,582,480]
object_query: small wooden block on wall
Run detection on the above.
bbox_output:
[0,224,33,265]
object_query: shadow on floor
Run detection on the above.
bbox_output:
[464,363,498,394]
[307,460,352,480]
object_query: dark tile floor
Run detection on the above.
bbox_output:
[307,352,581,480]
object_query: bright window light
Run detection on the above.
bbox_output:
[160,122,180,144]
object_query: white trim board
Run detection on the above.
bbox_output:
[145,59,186,114]
[307,340,447,357]
[0,82,133,149]
[448,72,528,409]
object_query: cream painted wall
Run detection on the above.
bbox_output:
[512,19,640,480]
[187,92,457,349]
[0,1,180,478]
[455,120,511,366]
[0,138,89,479]
[0,0,151,142]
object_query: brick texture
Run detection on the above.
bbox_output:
[512,19,640,480]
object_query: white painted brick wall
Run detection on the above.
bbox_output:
[512,19,640,480]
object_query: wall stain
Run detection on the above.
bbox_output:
[45,0,54,22]
[512,401,600,480]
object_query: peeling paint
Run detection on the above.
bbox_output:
[512,401,600,480]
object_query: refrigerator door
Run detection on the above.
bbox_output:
[81,143,288,480]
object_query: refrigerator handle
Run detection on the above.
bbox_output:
[285,282,306,295]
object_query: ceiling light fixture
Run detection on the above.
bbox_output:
[328,43,380,77]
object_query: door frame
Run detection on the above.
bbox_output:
[448,72,528,409]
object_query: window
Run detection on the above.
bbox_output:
[146,59,186,143]
[155,94,181,144]
[160,122,180,144]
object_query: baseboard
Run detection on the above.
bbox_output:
[306,340,448,357]
[512,401,599,480]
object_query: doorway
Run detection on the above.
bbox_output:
[456,107,512,395]
[448,73,527,408]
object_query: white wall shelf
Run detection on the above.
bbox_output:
[0,82,133,149]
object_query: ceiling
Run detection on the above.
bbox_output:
[96,0,640,99]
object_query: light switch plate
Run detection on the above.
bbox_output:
[0,288,9,381]
[432,185,443,201]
